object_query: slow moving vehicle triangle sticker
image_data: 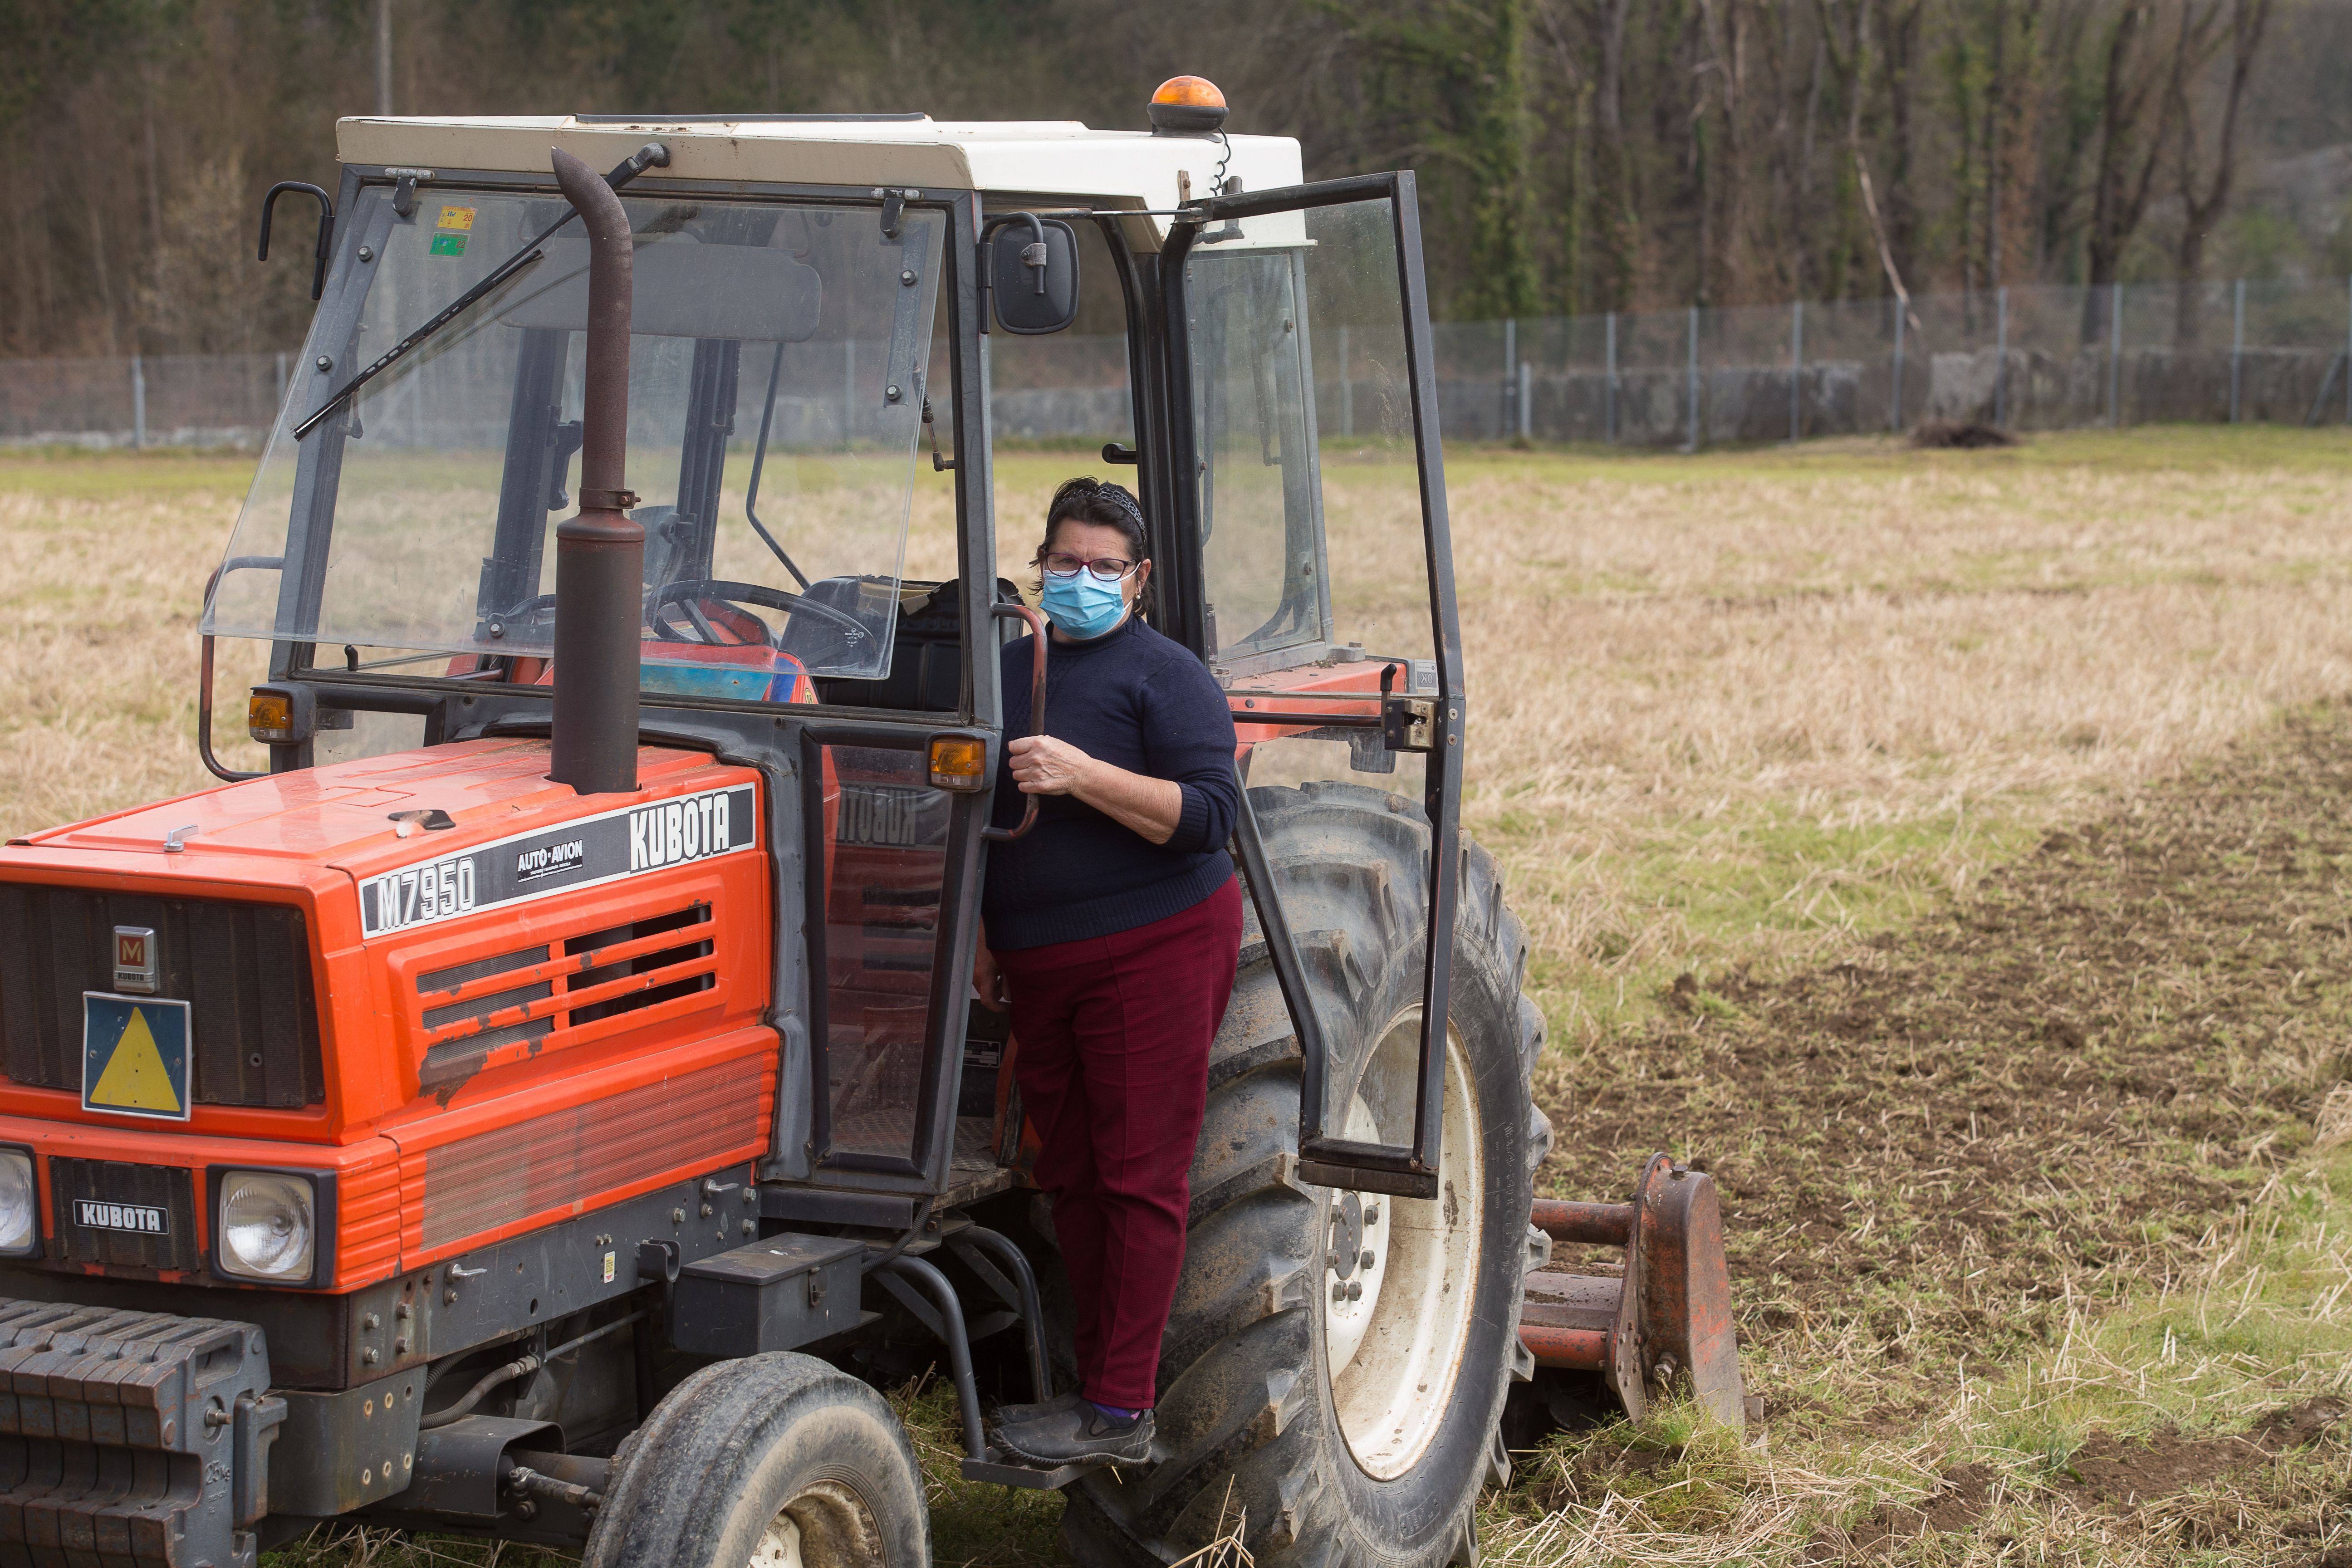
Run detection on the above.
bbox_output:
[91,1008,180,1112]
[83,997,190,1118]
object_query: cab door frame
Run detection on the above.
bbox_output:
[1159,171,1465,1200]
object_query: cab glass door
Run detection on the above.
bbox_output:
[1167,174,1463,1197]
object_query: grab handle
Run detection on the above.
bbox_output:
[981,603,1049,843]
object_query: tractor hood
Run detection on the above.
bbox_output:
[10,740,726,880]
[0,737,775,1159]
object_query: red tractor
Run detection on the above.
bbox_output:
[0,82,1739,1568]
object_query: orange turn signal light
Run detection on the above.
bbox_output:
[928,735,989,792]
[248,691,295,744]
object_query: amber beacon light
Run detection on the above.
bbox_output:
[1149,76,1229,136]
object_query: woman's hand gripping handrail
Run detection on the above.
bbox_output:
[981,602,1050,843]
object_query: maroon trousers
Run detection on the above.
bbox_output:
[995,877,1244,1411]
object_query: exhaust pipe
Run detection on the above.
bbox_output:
[547,146,642,795]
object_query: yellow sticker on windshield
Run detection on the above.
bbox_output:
[436,205,476,232]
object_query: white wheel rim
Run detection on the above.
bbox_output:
[1324,1008,1483,1480]
[749,1510,804,1568]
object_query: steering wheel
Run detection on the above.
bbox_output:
[645,578,871,649]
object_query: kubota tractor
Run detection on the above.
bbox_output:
[0,81,1741,1568]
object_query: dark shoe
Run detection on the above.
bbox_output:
[987,1387,1083,1431]
[995,1402,1155,1468]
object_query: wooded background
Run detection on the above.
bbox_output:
[3,0,2346,358]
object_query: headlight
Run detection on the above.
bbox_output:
[218,1171,316,1281]
[0,1150,34,1254]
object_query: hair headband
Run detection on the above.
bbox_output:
[1094,481,1145,530]
[1053,477,1147,534]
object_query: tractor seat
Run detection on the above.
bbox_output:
[792,576,1024,713]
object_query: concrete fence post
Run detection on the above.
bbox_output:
[131,354,147,449]
[1789,300,1804,442]
[1603,311,1618,445]
[2230,278,2246,424]
[1994,287,2009,427]
[1684,304,1700,453]
[2344,276,2350,425]
[1502,317,1517,439]
[1517,359,1533,442]
[1890,302,1906,432]
[2108,282,2123,428]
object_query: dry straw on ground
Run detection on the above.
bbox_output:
[5,431,2350,1568]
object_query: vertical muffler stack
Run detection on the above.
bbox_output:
[547,146,641,795]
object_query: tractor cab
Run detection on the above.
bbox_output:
[202,105,1463,1203]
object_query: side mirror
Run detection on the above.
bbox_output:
[987,216,1080,335]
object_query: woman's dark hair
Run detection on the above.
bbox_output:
[1036,476,1154,614]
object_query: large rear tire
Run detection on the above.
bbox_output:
[581,1351,929,1568]
[1061,781,1552,1568]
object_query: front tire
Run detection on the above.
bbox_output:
[582,1352,929,1568]
[1062,782,1552,1568]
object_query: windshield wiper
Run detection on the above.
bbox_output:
[293,142,669,441]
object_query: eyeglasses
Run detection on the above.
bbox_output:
[1040,553,1140,582]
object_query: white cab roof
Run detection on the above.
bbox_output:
[336,115,1305,245]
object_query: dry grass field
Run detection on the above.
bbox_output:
[2,427,2349,1565]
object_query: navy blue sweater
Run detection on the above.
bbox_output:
[983,616,1240,950]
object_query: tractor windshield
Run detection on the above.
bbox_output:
[206,184,946,694]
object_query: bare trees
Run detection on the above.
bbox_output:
[2167,0,2273,343]
[0,0,2305,353]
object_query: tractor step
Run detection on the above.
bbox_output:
[959,1452,1113,1490]
[1518,1152,1746,1434]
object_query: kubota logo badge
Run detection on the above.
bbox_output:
[629,792,737,871]
[355,783,758,939]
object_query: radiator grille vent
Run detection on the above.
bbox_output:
[564,906,715,1024]
[415,905,715,1089]
[0,884,323,1107]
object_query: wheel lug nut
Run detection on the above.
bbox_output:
[1331,1282,1347,1304]
[1347,1281,1362,1301]
[1362,1250,1376,1270]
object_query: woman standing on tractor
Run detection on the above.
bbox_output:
[974,476,1242,1468]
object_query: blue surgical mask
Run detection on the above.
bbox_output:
[1040,569,1129,639]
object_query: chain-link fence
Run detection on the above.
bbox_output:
[1432,278,2352,446]
[0,352,298,449]
[9,277,2350,452]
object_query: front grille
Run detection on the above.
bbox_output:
[0,884,324,1107]
[48,1159,202,1272]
